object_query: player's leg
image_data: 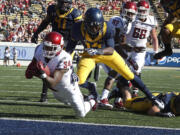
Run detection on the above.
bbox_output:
[124,97,152,112]
[39,81,48,102]
[154,22,180,59]
[113,76,132,109]
[77,57,98,100]
[130,51,146,97]
[99,70,118,109]
[101,51,165,109]
[70,85,97,118]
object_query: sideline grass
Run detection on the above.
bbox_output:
[0,65,180,128]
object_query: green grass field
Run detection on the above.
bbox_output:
[0,65,180,128]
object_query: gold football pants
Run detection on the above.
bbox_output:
[77,50,134,84]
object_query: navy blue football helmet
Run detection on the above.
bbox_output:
[57,0,72,13]
[84,8,104,38]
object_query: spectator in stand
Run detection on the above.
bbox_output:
[20,10,24,23]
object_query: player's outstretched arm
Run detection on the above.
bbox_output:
[31,16,51,43]
[43,69,67,89]
[147,105,175,117]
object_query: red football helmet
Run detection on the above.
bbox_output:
[137,0,150,20]
[123,1,137,22]
[43,32,64,59]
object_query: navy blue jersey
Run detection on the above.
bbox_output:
[47,5,82,40]
[66,21,115,53]
[157,92,178,115]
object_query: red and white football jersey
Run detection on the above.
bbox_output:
[126,15,157,47]
[34,44,75,91]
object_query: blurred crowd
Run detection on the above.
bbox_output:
[96,0,122,15]
[0,0,179,47]
[0,0,86,43]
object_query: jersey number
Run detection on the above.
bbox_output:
[63,61,71,69]
[132,27,147,39]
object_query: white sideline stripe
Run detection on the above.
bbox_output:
[0,68,26,71]
[0,84,41,87]
[0,80,39,83]
[0,117,180,131]
[0,90,41,94]
[0,99,63,105]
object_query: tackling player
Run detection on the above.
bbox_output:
[108,80,180,117]
[153,0,180,59]
[66,7,165,110]
[31,0,82,102]
[26,32,97,118]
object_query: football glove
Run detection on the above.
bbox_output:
[85,48,103,56]
[31,33,38,44]
[152,96,165,110]
[36,61,50,79]
[156,112,175,118]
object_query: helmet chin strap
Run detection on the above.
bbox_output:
[87,31,99,39]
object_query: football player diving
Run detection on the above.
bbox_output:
[66,7,164,110]
[26,32,97,118]
[31,0,82,102]
[153,0,180,59]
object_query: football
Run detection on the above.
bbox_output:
[37,61,51,76]
[44,65,51,76]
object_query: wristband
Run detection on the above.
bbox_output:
[97,49,104,55]
[40,73,47,79]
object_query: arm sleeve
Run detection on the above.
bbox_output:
[105,26,115,48]
[34,5,53,35]
[25,57,38,79]
[73,9,83,22]
[65,23,80,53]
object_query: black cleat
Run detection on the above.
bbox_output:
[39,93,47,102]
[89,82,98,100]
[153,49,173,59]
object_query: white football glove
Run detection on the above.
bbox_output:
[156,112,175,118]
[152,97,165,110]
[85,48,103,56]
[165,112,176,117]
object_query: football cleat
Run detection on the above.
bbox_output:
[132,88,139,98]
[92,101,98,111]
[153,49,172,59]
[88,95,98,111]
[89,82,98,100]
[39,93,47,102]
[114,101,124,109]
[99,98,113,109]
[113,97,125,109]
